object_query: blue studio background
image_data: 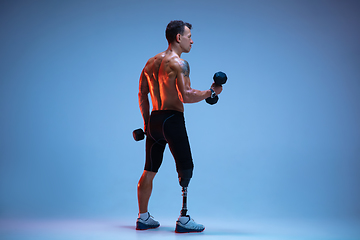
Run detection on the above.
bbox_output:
[1,0,359,222]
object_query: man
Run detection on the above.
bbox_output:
[136,20,222,233]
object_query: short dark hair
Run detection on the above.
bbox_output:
[165,20,192,44]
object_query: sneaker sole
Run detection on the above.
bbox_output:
[175,224,205,233]
[136,222,160,230]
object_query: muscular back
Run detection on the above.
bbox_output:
[138,48,211,131]
[140,49,187,113]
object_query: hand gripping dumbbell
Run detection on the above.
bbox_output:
[133,128,145,141]
[205,71,227,105]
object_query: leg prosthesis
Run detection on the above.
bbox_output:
[175,168,205,233]
[178,168,193,216]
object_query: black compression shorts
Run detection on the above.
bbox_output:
[145,110,194,175]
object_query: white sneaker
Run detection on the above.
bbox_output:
[175,215,205,233]
[136,213,160,230]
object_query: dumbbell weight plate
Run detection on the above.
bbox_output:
[213,71,227,85]
[205,95,219,105]
[133,128,145,141]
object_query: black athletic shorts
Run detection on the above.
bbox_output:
[145,110,194,175]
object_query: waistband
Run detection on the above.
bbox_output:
[151,110,184,116]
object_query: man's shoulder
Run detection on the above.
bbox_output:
[168,56,188,70]
[145,52,165,67]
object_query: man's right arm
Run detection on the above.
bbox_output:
[138,68,150,132]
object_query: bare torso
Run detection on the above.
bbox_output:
[143,49,185,112]
[139,45,219,131]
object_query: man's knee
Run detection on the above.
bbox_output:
[178,168,193,188]
[138,170,156,187]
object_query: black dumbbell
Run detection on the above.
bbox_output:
[133,128,145,141]
[206,71,227,105]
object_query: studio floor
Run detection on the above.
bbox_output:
[1,217,359,240]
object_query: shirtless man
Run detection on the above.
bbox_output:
[136,20,222,233]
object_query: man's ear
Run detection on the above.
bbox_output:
[176,33,181,43]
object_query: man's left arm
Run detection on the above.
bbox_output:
[175,60,212,103]
[138,68,150,132]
